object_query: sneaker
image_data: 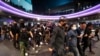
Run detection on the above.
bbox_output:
[36,45,38,47]
[32,47,35,50]
[40,42,43,45]
[25,53,28,56]
[35,50,39,53]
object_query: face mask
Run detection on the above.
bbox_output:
[72,27,77,30]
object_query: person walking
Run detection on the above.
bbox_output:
[49,17,67,56]
[82,23,95,56]
[76,22,86,56]
[67,24,80,56]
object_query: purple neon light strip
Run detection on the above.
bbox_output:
[0,4,100,20]
[0,5,34,18]
[67,9,100,18]
[0,0,100,17]
[0,0,48,17]
[0,2,60,19]
[0,0,100,18]
[0,0,100,19]
[0,5,60,19]
[63,4,100,16]
[0,0,99,16]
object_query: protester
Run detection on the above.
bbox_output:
[49,17,67,56]
[82,22,95,56]
[0,17,99,56]
[10,21,20,49]
[76,22,86,56]
[95,28,100,41]
[19,28,30,56]
[67,24,80,56]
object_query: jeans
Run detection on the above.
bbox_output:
[69,46,80,56]
[1,34,5,40]
[77,44,84,56]
[1,33,10,41]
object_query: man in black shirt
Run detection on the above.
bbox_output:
[76,22,86,56]
[10,21,20,49]
[19,28,30,48]
[49,17,67,56]
[35,25,43,47]
[19,28,30,56]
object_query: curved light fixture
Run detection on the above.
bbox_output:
[0,0,100,19]
[67,8,100,18]
[0,5,34,18]
[0,0,100,17]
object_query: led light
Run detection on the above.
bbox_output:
[0,0,100,17]
[0,5,34,18]
[0,0,100,19]
[67,9,100,18]
[0,4,100,19]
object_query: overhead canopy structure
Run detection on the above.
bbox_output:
[0,0,100,20]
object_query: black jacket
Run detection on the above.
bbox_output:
[50,26,65,49]
[19,32,30,42]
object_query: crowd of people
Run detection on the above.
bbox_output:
[0,16,100,56]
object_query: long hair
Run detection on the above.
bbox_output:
[84,22,93,34]
[67,24,75,31]
[85,22,93,30]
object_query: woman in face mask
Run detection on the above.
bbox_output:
[66,24,80,56]
[72,25,77,30]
